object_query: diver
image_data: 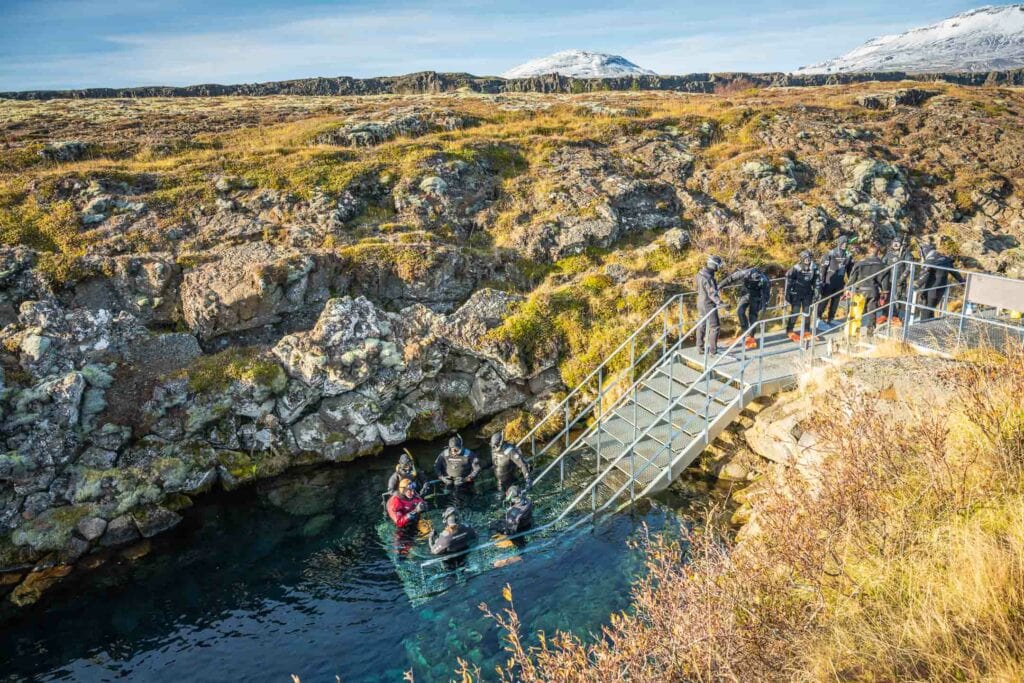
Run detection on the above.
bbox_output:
[785,250,819,341]
[386,478,426,529]
[490,431,530,493]
[695,255,726,356]
[428,506,476,556]
[880,234,912,325]
[817,235,854,327]
[915,242,965,321]
[847,243,889,335]
[386,450,423,496]
[718,265,772,349]
[435,435,481,488]
[495,485,534,535]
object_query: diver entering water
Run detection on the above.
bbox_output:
[490,431,530,493]
[386,451,423,496]
[718,266,771,349]
[386,479,426,529]
[435,435,481,487]
[494,485,534,535]
[785,250,819,341]
[428,506,476,556]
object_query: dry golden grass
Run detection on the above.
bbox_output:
[459,345,1024,682]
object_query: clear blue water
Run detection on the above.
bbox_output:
[1,431,698,682]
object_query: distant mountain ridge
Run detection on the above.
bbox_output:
[798,4,1024,74]
[4,68,1024,101]
[502,50,656,78]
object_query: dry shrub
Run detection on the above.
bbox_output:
[462,346,1024,681]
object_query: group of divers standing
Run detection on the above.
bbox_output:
[381,234,963,558]
[694,234,963,355]
[384,432,533,557]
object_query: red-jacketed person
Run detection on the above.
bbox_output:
[386,479,426,529]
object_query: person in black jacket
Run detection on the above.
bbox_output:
[435,436,481,487]
[785,250,819,342]
[848,243,888,333]
[880,235,911,325]
[428,507,476,556]
[718,266,772,349]
[915,244,964,320]
[694,256,726,356]
[817,235,854,325]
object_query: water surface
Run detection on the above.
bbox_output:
[2,431,700,682]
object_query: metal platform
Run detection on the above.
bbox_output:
[418,260,1024,575]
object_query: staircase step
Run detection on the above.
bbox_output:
[641,375,733,414]
[656,361,740,404]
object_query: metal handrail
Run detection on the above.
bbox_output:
[550,311,794,526]
[515,276,787,462]
[421,261,1022,572]
[528,308,715,490]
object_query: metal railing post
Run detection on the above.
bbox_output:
[903,262,916,342]
[956,273,969,349]
[758,320,766,392]
[887,262,899,337]
[629,337,635,382]
[629,448,636,502]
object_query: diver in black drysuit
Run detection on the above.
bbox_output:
[915,244,964,321]
[428,506,476,556]
[882,236,911,323]
[489,432,530,494]
[695,256,726,356]
[495,485,534,535]
[718,267,772,347]
[817,236,854,325]
[386,452,423,496]
[785,250,819,338]
[434,436,481,487]
[848,244,888,333]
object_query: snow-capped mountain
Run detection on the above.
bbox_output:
[502,50,656,79]
[797,4,1024,74]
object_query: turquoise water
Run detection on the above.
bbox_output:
[1,431,697,682]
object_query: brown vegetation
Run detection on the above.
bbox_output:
[460,346,1024,681]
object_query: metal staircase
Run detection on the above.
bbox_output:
[419,260,1024,572]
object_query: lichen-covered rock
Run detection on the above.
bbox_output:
[442,288,557,381]
[314,107,477,147]
[273,296,402,395]
[393,150,500,238]
[506,144,681,262]
[99,514,141,547]
[72,253,181,326]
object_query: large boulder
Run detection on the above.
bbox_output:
[442,288,557,381]
[272,296,404,396]
[181,243,318,339]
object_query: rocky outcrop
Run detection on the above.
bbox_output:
[313,107,477,146]
[507,143,682,262]
[6,69,1024,100]
[0,288,561,606]
[181,243,320,339]
[856,88,938,109]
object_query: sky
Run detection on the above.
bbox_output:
[0,0,997,91]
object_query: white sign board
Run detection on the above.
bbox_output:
[965,273,1024,312]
